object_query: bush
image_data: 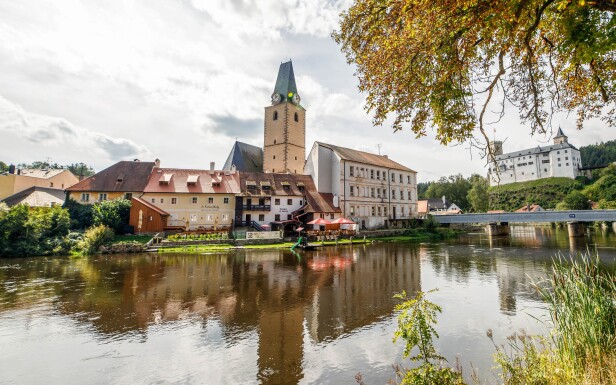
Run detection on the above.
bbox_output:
[91,199,131,234]
[77,225,114,255]
[0,204,71,257]
[63,198,93,230]
[556,191,592,210]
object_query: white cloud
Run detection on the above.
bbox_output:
[0,95,151,168]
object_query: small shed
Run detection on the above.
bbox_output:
[129,197,170,233]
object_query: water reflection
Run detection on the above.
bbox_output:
[1,226,615,384]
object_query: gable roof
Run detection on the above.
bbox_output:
[223,141,264,173]
[495,142,577,161]
[66,161,155,192]
[132,197,170,216]
[555,127,566,137]
[1,186,66,207]
[12,168,68,179]
[315,142,415,172]
[143,168,241,194]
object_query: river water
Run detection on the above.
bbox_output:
[1,226,616,385]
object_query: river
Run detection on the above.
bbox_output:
[1,226,616,384]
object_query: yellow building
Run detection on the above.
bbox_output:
[0,168,79,201]
[66,160,157,204]
[138,165,241,231]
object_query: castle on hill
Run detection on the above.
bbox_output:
[488,128,583,186]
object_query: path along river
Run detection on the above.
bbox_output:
[1,226,616,384]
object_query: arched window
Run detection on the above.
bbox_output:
[273,111,278,120]
[294,112,298,122]
[274,139,277,144]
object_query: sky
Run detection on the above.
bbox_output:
[0,0,613,182]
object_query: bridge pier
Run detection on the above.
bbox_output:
[567,221,585,237]
[486,222,510,237]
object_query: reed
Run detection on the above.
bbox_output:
[535,251,616,369]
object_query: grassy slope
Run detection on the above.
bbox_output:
[488,177,582,211]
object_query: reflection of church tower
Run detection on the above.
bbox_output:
[263,61,306,174]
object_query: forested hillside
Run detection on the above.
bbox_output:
[580,140,616,168]
[488,178,583,211]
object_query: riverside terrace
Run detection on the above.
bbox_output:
[432,210,616,237]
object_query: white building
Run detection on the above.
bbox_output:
[304,142,418,229]
[488,128,583,186]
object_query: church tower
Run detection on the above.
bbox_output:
[263,61,306,174]
[553,127,568,145]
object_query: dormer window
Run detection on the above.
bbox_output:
[247,181,257,190]
[159,173,172,185]
[117,174,124,183]
[187,175,199,185]
[281,181,290,190]
[261,181,272,190]
[296,181,305,191]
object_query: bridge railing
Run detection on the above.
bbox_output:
[431,210,616,224]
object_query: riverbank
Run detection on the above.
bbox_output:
[154,228,460,254]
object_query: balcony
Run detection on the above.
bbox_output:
[242,205,271,211]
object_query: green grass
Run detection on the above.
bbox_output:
[489,177,581,192]
[113,235,153,244]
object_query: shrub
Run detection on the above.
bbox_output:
[91,198,131,234]
[556,191,592,210]
[77,225,114,255]
[63,198,93,230]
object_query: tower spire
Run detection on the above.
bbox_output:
[271,61,300,105]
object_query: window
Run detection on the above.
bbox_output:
[377,189,381,198]
[566,163,569,166]
[371,188,375,198]
[151,198,155,203]
[224,197,229,204]
[330,213,334,219]
[208,197,213,204]
[207,214,213,222]
[558,158,561,161]
[565,150,568,153]
[565,157,568,160]
[295,156,297,160]
[125,193,132,200]
[557,151,560,154]
[391,173,395,182]
[172,198,177,204]
[399,174,403,183]
[193,197,198,204]
[350,186,354,196]
[222,214,228,221]
[384,206,388,215]
[260,214,266,221]
[558,164,561,167]
[349,166,354,177]
[287,214,292,220]
[275,198,281,205]
[274,214,280,221]
[391,189,396,199]
[190,214,197,222]
[376,170,380,179]
[273,111,278,120]
[407,175,411,184]
[400,189,405,200]
[81,193,90,202]
[294,112,298,122]
[377,206,381,215]
[273,155,276,159]
[371,206,375,216]
[408,190,412,200]
[50,182,54,187]
[370,169,374,179]
[350,206,355,215]
[99,193,107,201]
[287,199,292,205]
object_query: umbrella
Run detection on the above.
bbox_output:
[261,224,271,228]
[296,227,304,232]
[332,217,354,224]
[307,218,331,225]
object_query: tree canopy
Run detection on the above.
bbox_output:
[334,0,616,154]
[15,161,95,178]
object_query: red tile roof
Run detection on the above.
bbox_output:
[66,161,155,192]
[143,168,241,194]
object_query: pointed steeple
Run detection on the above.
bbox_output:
[271,61,301,105]
[553,126,568,145]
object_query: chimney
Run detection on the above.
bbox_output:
[209,162,215,174]
[383,155,388,159]
[154,158,161,168]
[231,164,237,174]
[8,164,15,174]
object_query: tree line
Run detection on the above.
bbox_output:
[0,160,95,178]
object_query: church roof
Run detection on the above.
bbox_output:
[273,61,298,104]
[555,127,566,137]
[315,142,416,172]
[223,141,264,173]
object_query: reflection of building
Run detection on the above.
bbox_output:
[488,128,583,186]
[20,246,422,385]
